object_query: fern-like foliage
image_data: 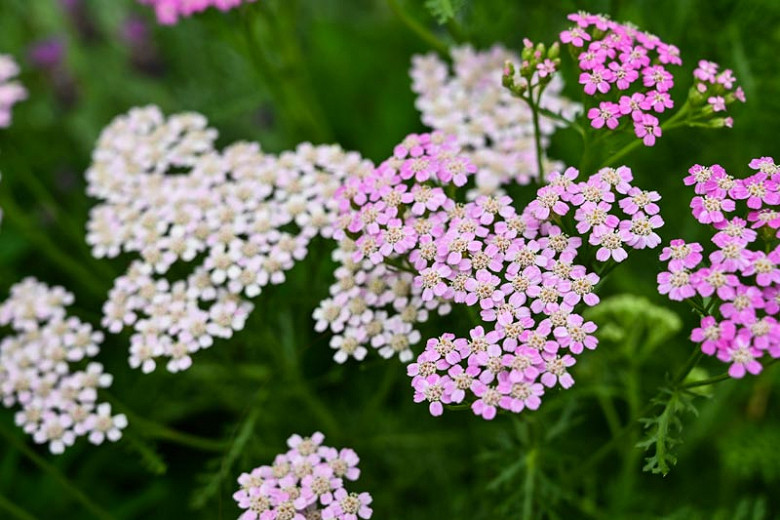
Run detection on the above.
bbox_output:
[190,408,259,509]
[637,388,698,476]
[424,0,467,24]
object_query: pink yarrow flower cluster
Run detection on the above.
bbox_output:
[406,165,663,419]
[659,158,780,378]
[0,279,127,454]
[0,54,27,128]
[410,46,580,195]
[138,0,256,25]
[326,131,664,419]
[561,12,682,146]
[233,432,372,520]
[692,60,746,128]
[86,106,373,373]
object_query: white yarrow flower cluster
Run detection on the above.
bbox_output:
[86,106,374,373]
[314,238,450,364]
[0,54,26,128]
[410,45,580,195]
[0,278,127,454]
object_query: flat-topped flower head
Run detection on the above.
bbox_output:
[234,433,372,520]
[0,279,126,454]
[659,157,780,377]
[88,107,373,374]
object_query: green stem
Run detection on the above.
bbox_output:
[570,345,708,481]
[527,89,546,184]
[263,1,333,141]
[103,392,226,452]
[682,358,779,389]
[601,102,691,168]
[0,423,115,520]
[0,493,37,520]
[522,449,537,520]
[386,0,449,55]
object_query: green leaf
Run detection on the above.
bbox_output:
[636,389,698,476]
[424,0,467,24]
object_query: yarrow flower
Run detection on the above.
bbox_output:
[0,279,127,454]
[137,0,256,25]
[693,60,746,127]
[410,46,579,195]
[658,157,780,378]
[233,432,372,520]
[86,106,373,373]
[560,12,743,146]
[324,130,664,420]
[0,54,26,128]
[560,12,681,146]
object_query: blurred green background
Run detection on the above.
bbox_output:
[0,0,779,518]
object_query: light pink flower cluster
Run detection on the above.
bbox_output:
[658,158,780,378]
[0,278,127,454]
[560,12,682,146]
[86,106,373,373]
[410,46,579,195]
[0,54,26,128]
[692,60,746,128]
[233,432,372,520]
[326,131,663,418]
[138,0,256,25]
[405,165,663,419]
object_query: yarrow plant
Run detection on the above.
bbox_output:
[86,106,373,373]
[323,128,664,419]
[137,0,256,25]
[0,54,26,128]
[0,278,127,454]
[658,157,780,378]
[556,12,744,147]
[411,45,579,194]
[233,432,372,520]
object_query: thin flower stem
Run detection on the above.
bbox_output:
[386,0,449,55]
[600,101,691,168]
[522,448,537,520]
[526,89,546,184]
[0,493,37,520]
[0,422,116,520]
[102,392,227,452]
[682,358,779,389]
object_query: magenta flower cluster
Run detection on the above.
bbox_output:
[0,54,26,128]
[658,157,780,378]
[87,106,373,374]
[327,130,664,419]
[138,0,256,25]
[233,432,372,520]
[0,279,127,454]
[693,60,746,128]
[560,12,682,146]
